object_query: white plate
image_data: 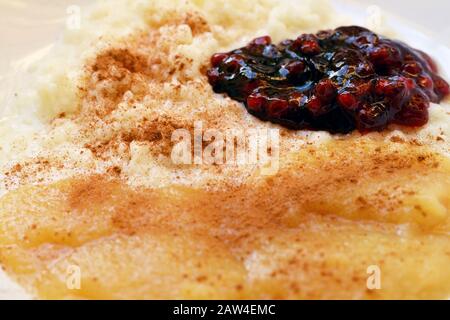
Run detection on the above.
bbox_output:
[0,0,448,300]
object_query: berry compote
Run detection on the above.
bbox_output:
[207,26,449,133]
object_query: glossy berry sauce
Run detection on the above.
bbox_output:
[207,26,449,133]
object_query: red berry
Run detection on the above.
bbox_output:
[369,46,390,61]
[294,34,321,55]
[337,92,357,110]
[247,94,266,113]
[369,44,401,68]
[315,79,336,103]
[405,78,416,90]
[251,36,272,46]
[211,53,228,67]
[306,96,324,115]
[302,41,321,55]
[357,103,389,131]
[207,68,220,86]
[284,61,306,77]
[267,98,289,117]
[418,76,433,90]
[394,93,429,127]
[374,77,407,97]
[403,62,422,76]
[433,75,450,98]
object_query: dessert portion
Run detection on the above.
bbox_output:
[0,0,449,300]
[208,26,449,133]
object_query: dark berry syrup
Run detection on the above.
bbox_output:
[207,26,449,133]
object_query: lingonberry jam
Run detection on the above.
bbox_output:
[207,26,449,133]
